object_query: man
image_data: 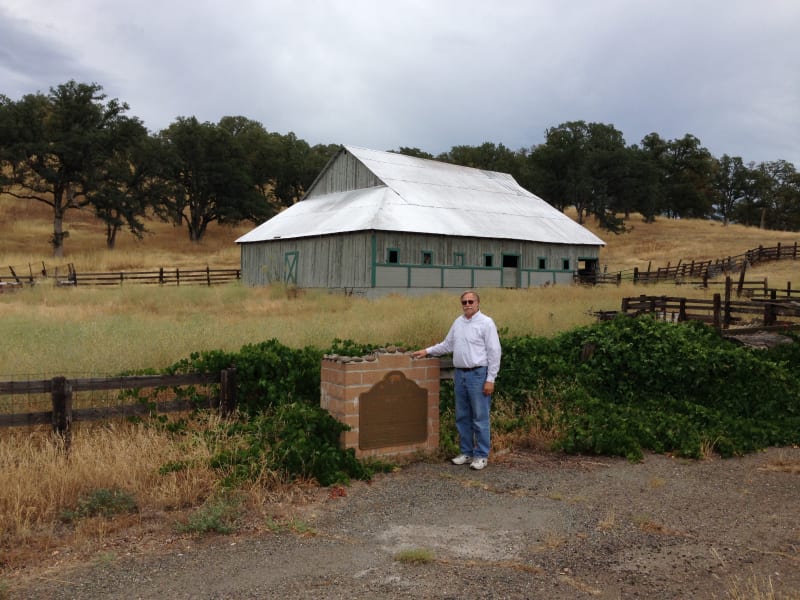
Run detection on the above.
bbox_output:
[412,290,501,470]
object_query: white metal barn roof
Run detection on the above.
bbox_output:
[236,145,605,246]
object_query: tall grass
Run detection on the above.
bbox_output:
[0,192,797,377]
[0,282,695,376]
[0,418,222,566]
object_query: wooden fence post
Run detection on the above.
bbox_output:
[51,376,73,452]
[765,303,777,326]
[737,263,747,297]
[713,293,721,331]
[219,368,237,417]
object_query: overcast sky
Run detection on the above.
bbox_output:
[2,0,798,166]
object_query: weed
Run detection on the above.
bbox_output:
[596,510,616,531]
[395,548,435,564]
[176,496,240,535]
[723,572,795,600]
[760,451,800,474]
[94,552,117,564]
[60,488,137,522]
[532,530,566,551]
[264,516,316,536]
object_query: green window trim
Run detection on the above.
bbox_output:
[283,251,298,284]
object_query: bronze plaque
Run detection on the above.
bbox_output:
[359,370,428,450]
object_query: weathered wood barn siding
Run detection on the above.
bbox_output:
[239,230,599,293]
[240,233,373,288]
[306,150,381,197]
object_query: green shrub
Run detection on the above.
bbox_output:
[177,496,240,534]
[539,316,800,458]
[396,548,435,564]
[210,403,378,487]
[60,488,137,522]
[167,320,800,480]
[167,339,323,415]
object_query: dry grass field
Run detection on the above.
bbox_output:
[0,195,798,376]
[2,196,799,275]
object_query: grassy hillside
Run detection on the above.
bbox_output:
[2,194,798,280]
[0,195,243,271]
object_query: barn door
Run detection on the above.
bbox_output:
[501,253,520,288]
[284,251,298,284]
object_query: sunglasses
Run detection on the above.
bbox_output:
[461,299,476,305]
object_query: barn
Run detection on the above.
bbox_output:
[236,145,605,296]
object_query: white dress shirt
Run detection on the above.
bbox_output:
[425,310,502,382]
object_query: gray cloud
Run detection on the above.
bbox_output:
[1,0,798,165]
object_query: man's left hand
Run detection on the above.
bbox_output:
[483,381,495,395]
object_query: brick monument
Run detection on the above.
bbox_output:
[320,349,440,459]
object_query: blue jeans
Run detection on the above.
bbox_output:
[454,366,491,459]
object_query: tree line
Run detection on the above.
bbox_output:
[1,81,797,257]
[409,123,799,235]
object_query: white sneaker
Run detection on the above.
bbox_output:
[470,458,488,470]
[451,454,472,465]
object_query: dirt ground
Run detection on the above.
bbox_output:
[6,446,800,599]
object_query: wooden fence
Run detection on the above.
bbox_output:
[603,294,800,330]
[588,241,798,289]
[0,370,237,448]
[0,361,457,436]
[0,264,241,287]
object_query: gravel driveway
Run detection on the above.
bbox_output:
[9,447,800,599]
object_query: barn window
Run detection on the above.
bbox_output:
[483,254,494,267]
[454,253,465,266]
[502,254,519,268]
[421,251,432,265]
[537,257,546,270]
[562,258,571,270]
[387,249,399,264]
